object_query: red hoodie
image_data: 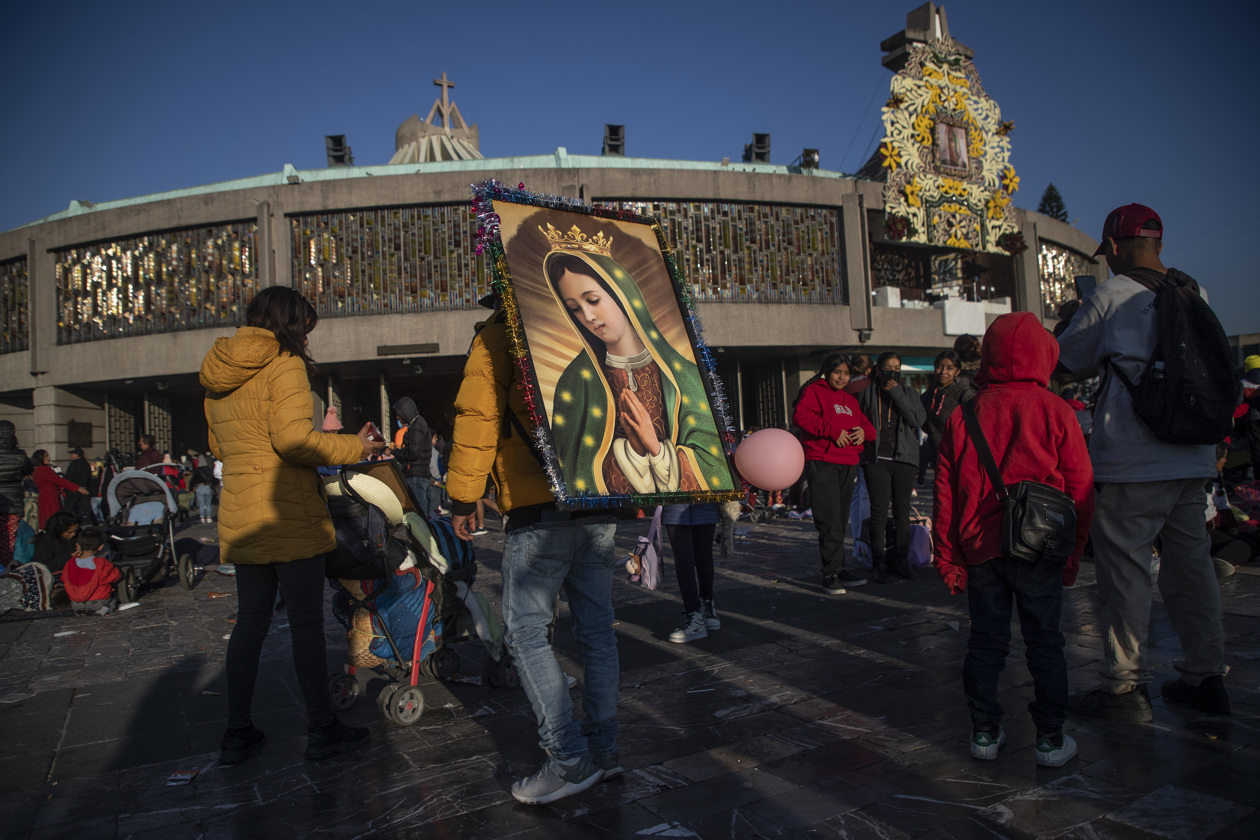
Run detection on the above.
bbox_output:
[933,312,1094,592]
[63,555,122,604]
[792,379,876,465]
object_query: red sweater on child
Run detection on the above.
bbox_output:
[933,312,1095,591]
[63,555,121,603]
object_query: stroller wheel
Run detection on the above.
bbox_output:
[178,554,197,591]
[385,685,424,725]
[121,568,140,604]
[329,674,360,711]
[377,683,400,719]
[483,654,521,690]
[431,648,460,681]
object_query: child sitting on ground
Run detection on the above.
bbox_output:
[62,527,122,615]
[933,312,1094,768]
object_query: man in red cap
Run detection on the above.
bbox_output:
[1056,204,1229,720]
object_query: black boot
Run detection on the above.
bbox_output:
[872,559,892,584]
[892,553,916,580]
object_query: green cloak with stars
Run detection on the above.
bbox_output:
[543,248,735,498]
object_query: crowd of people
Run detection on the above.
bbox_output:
[2,201,1254,804]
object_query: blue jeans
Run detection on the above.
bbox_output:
[194,484,214,520]
[963,557,1068,734]
[501,516,618,760]
[407,476,432,517]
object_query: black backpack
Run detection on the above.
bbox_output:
[1107,268,1239,446]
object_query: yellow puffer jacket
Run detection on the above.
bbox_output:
[447,317,553,514]
[200,327,364,564]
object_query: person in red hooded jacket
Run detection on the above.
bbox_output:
[793,352,876,594]
[933,312,1094,769]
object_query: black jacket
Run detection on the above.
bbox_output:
[857,379,926,467]
[0,421,33,516]
[392,397,432,480]
[921,379,978,450]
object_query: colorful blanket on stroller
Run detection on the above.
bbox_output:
[334,568,442,669]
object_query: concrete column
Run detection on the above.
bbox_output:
[28,237,53,377]
[841,194,872,332]
[272,201,293,287]
[256,201,274,287]
[1015,220,1040,316]
[379,370,390,439]
[31,386,106,462]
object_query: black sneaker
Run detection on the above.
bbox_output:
[822,576,846,595]
[219,725,266,765]
[305,716,370,760]
[836,570,867,587]
[1068,685,1152,722]
[1161,675,1230,716]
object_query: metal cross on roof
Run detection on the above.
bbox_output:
[433,72,455,131]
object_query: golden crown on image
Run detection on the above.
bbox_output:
[539,223,613,256]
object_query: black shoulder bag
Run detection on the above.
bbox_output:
[960,401,1077,569]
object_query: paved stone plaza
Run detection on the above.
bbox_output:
[1,512,1257,839]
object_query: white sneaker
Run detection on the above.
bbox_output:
[669,611,708,643]
[970,726,1005,760]
[511,755,601,805]
[1035,733,1077,767]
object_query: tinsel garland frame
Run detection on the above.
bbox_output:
[470,179,742,509]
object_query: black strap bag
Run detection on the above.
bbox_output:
[961,401,1077,568]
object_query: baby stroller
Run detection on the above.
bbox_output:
[324,461,518,726]
[104,469,200,601]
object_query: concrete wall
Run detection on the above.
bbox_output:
[0,161,1099,443]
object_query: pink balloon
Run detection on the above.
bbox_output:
[733,429,805,491]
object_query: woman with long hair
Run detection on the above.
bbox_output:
[543,242,731,497]
[792,353,875,594]
[31,450,87,530]
[201,285,384,764]
[856,351,927,583]
[920,349,978,484]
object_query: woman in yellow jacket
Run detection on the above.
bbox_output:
[201,286,383,764]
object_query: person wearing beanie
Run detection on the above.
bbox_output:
[1243,354,1260,373]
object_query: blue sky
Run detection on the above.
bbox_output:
[3,0,1257,334]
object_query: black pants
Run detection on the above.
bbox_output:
[806,460,858,578]
[226,555,333,729]
[666,523,716,614]
[865,459,917,567]
[964,558,1067,734]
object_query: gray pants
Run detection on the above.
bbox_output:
[1092,478,1226,692]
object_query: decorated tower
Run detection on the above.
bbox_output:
[862,3,1022,258]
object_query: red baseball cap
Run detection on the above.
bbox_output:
[1093,203,1163,256]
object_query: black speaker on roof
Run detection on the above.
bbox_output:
[742,133,771,163]
[603,124,625,156]
[325,135,354,167]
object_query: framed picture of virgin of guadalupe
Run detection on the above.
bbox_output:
[475,184,741,508]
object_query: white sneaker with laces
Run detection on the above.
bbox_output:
[669,611,708,643]
[511,755,601,804]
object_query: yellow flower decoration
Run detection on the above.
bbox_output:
[631,298,643,309]
[672,361,683,371]
[591,407,602,418]
[554,414,565,426]
[1001,167,1020,194]
[575,479,586,491]
[649,330,659,339]
[879,140,902,171]
[968,126,984,160]
[986,192,1011,220]
[687,417,697,426]
[583,435,595,447]
[709,446,720,456]
[904,179,922,208]
[681,395,690,405]
[581,369,591,380]
[912,113,933,146]
[560,391,572,403]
